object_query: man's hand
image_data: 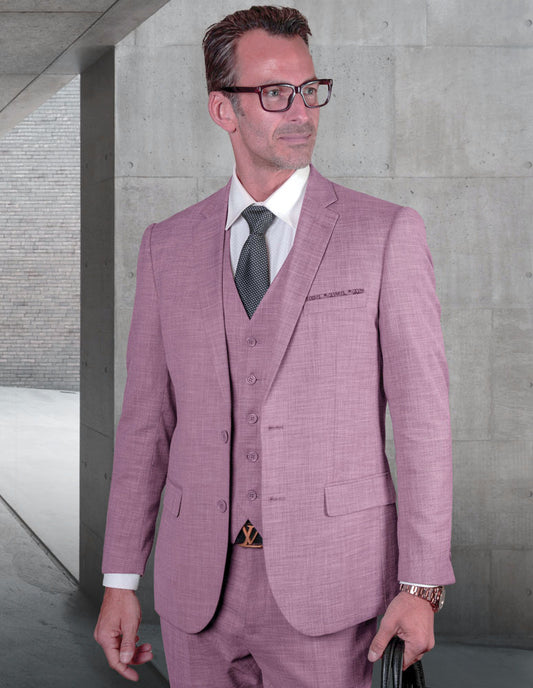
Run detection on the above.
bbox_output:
[94,587,153,682]
[367,592,435,669]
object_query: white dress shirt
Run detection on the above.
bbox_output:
[225,165,310,280]
[103,167,437,591]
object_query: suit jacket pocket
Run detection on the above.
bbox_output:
[163,479,183,518]
[303,289,367,313]
[325,472,396,516]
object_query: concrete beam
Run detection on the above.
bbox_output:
[0,0,170,139]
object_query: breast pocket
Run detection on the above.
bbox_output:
[303,290,368,314]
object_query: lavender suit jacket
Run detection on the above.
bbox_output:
[102,165,454,636]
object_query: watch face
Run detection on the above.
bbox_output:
[438,587,446,610]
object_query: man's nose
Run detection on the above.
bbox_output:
[287,91,310,119]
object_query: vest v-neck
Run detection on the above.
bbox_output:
[222,225,297,542]
[225,226,294,322]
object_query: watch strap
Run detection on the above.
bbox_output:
[399,583,445,612]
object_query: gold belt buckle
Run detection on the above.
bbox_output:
[238,523,263,548]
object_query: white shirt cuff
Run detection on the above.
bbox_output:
[400,581,439,588]
[103,573,141,590]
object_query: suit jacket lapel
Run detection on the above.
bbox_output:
[194,181,232,403]
[193,169,339,405]
[262,167,339,402]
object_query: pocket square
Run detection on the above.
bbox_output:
[306,288,365,302]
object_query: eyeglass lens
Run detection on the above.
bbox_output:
[260,82,329,111]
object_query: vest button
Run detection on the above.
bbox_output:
[247,413,258,424]
[247,490,258,501]
[221,430,229,443]
[216,499,227,513]
[247,451,259,462]
[246,374,257,385]
[246,337,257,347]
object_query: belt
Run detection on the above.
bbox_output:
[235,520,263,548]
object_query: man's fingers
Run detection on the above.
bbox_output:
[100,636,151,677]
[119,625,139,664]
[403,652,424,670]
[402,636,434,669]
[130,642,153,666]
[101,641,140,682]
[367,623,396,662]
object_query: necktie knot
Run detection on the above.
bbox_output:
[241,205,276,237]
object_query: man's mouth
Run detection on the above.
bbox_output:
[277,129,314,144]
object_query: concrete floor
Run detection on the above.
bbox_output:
[3,498,533,688]
[1,387,532,687]
[0,498,167,688]
[0,386,79,578]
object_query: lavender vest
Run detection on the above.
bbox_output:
[222,224,293,542]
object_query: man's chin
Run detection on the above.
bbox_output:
[273,153,313,171]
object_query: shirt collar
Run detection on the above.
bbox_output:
[225,166,310,231]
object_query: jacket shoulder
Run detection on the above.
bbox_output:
[149,182,229,242]
[330,180,404,219]
[325,179,426,240]
[308,167,416,228]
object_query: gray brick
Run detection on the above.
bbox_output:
[0,77,80,390]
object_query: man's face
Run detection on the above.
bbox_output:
[228,29,320,178]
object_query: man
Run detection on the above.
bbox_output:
[95,6,454,687]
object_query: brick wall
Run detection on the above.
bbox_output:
[0,77,80,391]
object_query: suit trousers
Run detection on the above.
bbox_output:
[160,544,376,688]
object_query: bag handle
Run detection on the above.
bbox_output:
[381,636,427,688]
[381,636,404,688]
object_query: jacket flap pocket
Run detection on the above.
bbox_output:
[163,480,183,518]
[325,472,396,516]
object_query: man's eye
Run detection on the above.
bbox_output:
[264,88,281,98]
[304,86,317,96]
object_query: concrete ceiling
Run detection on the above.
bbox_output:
[0,0,170,139]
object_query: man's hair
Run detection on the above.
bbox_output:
[202,5,312,94]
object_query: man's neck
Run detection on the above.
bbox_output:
[235,166,298,202]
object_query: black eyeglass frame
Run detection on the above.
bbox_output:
[221,78,333,112]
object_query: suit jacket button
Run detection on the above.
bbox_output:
[221,430,229,443]
[247,451,259,462]
[246,374,257,385]
[247,413,258,424]
[246,337,257,347]
[216,499,227,513]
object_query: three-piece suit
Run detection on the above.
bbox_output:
[102,165,454,682]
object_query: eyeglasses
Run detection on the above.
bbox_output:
[221,79,333,112]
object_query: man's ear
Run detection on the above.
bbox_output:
[208,91,238,133]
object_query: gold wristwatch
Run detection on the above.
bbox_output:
[399,584,445,612]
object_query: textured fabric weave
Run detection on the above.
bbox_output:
[161,546,376,687]
[102,165,455,637]
[234,205,276,318]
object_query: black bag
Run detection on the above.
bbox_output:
[381,636,426,688]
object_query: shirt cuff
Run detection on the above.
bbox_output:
[399,581,440,588]
[103,573,141,590]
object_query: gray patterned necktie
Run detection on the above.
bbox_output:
[234,205,276,318]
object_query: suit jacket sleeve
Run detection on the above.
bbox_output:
[102,223,175,576]
[379,206,455,585]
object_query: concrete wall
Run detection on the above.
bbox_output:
[0,77,80,390]
[80,1,533,643]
